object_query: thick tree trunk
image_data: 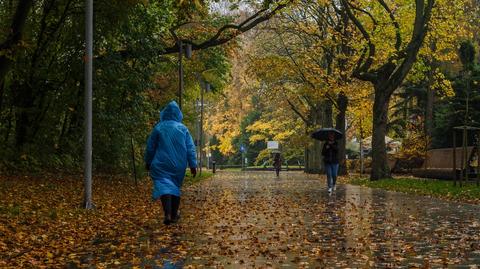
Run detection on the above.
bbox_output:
[370,87,392,180]
[322,100,333,128]
[305,138,323,174]
[336,92,348,175]
[304,102,329,174]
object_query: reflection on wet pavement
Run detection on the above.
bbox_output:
[176,171,480,268]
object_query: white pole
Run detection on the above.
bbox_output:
[83,0,93,209]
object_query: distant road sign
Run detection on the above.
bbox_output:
[267,141,279,150]
[240,145,246,153]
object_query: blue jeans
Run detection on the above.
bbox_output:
[325,163,339,189]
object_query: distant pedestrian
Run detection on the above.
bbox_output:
[322,132,339,194]
[273,153,282,177]
[145,101,197,225]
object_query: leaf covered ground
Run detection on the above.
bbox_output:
[0,173,203,268]
[1,171,480,268]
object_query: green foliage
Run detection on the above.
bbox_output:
[432,44,480,148]
[0,0,231,172]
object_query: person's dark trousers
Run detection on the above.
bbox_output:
[160,194,180,224]
[325,163,339,189]
[275,168,280,177]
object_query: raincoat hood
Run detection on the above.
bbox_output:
[160,101,183,122]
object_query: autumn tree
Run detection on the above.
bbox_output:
[245,0,365,174]
[339,0,435,180]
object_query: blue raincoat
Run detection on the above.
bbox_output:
[144,101,197,199]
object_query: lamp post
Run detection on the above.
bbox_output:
[178,41,192,110]
[199,82,211,175]
[83,0,93,209]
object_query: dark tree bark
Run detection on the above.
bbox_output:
[425,55,438,139]
[371,87,392,179]
[0,0,34,85]
[425,83,434,137]
[341,0,435,180]
[335,92,348,175]
[322,99,333,128]
[288,99,325,174]
[0,81,4,112]
[13,83,34,148]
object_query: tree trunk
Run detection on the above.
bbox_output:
[0,80,4,112]
[304,102,327,174]
[322,100,333,128]
[304,137,323,174]
[13,83,34,149]
[425,85,434,134]
[370,87,392,180]
[0,0,34,85]
[336,92,348,175]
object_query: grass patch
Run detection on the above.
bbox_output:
[184,170,213,185]
[219,167,242,171]
[349,177,480,204]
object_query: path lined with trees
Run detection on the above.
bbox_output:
[2,0,480,267]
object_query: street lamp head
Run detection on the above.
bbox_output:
[185,43,192,59]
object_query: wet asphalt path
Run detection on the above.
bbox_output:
[173,171,480,268]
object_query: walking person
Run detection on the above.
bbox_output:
[322,132,339,194]
[273,152,282,177]
[145,101,197,225]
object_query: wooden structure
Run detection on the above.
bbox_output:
[452,126,480,187]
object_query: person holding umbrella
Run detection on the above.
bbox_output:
[311,128,342,194]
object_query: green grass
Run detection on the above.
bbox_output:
[184,170,214,185]
[349,177,480,203]
[220,167,242,171]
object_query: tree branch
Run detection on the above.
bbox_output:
[161,1,292,55]
[287,99,310,124]
[387,0,435,94]
[341,0,377,82]
[377,0,402,51]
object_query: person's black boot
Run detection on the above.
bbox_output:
[171,213,181,224]
[163,216,172,225]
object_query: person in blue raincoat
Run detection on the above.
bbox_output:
[145,101,197,225]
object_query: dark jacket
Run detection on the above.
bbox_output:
[322,141,339,164]
[273,155,282,169]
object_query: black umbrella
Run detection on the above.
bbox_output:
[311,128,343,141]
